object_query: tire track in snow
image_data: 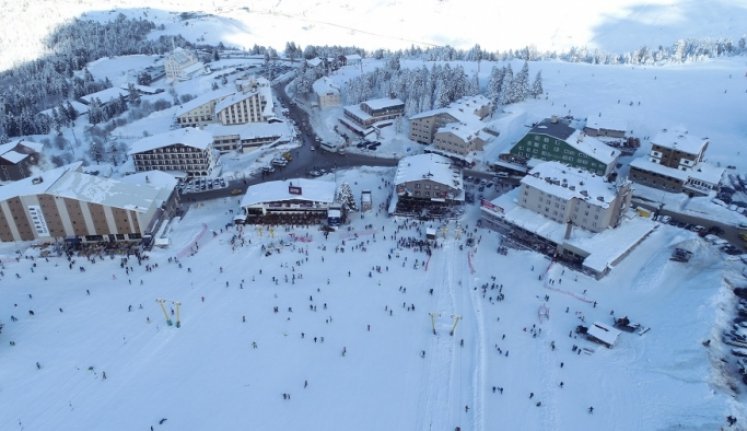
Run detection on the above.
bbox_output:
[464,245,486,431]
[417,238,460,431]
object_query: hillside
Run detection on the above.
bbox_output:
[1,0,746,71]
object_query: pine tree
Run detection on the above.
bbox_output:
[531,71,544,98]
[510,61,530,103]
[335,183,357,211]
[499,65,514,105]
[487,66,506,105]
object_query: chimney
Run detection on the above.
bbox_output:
[564,221,573,240]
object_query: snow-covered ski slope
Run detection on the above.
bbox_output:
[1,167,743,430]
[2,0,747,71]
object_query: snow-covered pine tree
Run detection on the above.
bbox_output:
[487,66,506,105]
[531,71,543,98]
[510,61,530,103]
[499,65,514,105]
[336,182,357,211]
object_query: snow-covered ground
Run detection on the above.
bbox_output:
[3,1,747,72]
[1,167,745,430]
[310,56,747,173]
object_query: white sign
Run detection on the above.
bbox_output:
[27,205,49,236]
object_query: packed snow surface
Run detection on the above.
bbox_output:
[0,167,743,430]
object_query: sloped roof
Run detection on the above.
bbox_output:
[522,161,618,208]
[80,87,128,104]
[175,88,235,116]
[128,127,212,155]
[204,122,290,140]
[0,150,29,164]
[529,118,576,141]
[241,178,336,207]
[394,153,462,189]
[363,97,404,111]
[651,129,708,155]
[47,171,166,213]
[312,77,340,96]
[0,163,82,202]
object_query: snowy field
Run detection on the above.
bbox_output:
[1,167,745,430]
[311,55,747,174]
[3,0,747,72]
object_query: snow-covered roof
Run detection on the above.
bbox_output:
[344,54,362,61]
[214,86,271,116]
[409,107,457,121]
[394,153,462,189]
[312,77,340,96]
[167,47,197,66]
[180,61,206,77]
[39,100,89,117]
[0,150,29,164]
[587,322,622,347]
[344,104,373,121]
[0,139,43,163]
[630,158,689,181]
[128,128,213,155]
[631,157,723,186]
[80,87,128,104]
[306,58,323,67]
[120,171,178,208]
[241,178,336,208]
[119,84,162,95]
[0,163,82,202]
[120,170,179,192]
[688,163,724,185]
[175,88,235,116]
[363,97,404,111]
[47,171,166,213]
[203,122,290,140]
[483,188,656,275]
[436,122,483,142]
[652,129,708,155]
[522,161,618,208]
[566,130,619,164]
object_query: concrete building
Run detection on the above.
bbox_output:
[215,82,273,126]
[0,139,44,182]
[340,97,405,135]
[431,123,488,161]
[204,123,289,154]
[409,95,492,144]
[175,88,235,127]
[238,178,341,225]
[480,161,652,279]
[312,77,341,109]
[629,129,723,196]
[391,153,464,216]
[165,47,204,82]
[0,162,177,243]
[129,128,217,177]
[517,162,632,233]
[510,117,620,177]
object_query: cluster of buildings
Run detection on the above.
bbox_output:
[481,160,650,278]
[408,95,494,163]
[507,116,620,177]
[339,97,405,136]
[129,76,290,177]
[629,128,723,196]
